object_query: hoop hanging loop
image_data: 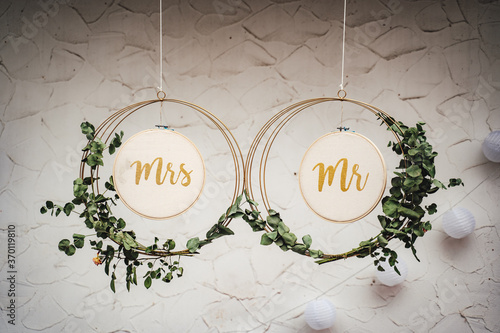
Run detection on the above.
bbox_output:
[157,90,166,101]
[337,89,347,99]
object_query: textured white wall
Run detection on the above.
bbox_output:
[0,0,499,332]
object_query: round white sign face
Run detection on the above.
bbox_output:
[113,129,205,220]
[298,132,387,223]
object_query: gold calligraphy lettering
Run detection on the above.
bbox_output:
[313,159,369,192]
[131,157,162,185]
[179,163,192,186]
[131,158,192,186]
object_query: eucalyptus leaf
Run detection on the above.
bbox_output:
[144,276,152,289]
[216,224,234,236]
[377,235,388,247]
[260,233,274,246]
[424,221,432,231]
[448,178,464,187]
[73,234,85,249]
[86,153,104,167]
[422,161,436,177]
[292,244,307,254]
[65,245,76,256]
[63,203,75,216]
[267,214,281,229]
[234,193,243,207]
[227,202,239,216]
[277,221,290,236]
[117,218,126,229]
[397,206,421,220]
[425,203,437,215]
[308,249,323,259]
[267,230,278,241]
[80,121,95,140]
[359,240,373,247]
[279,244,289,252]
[123,248,138,260]
[391,177,402,188]
[186,237,200,253]
[123,232,137,249]
[247,197,259,207]
[217,213,227,223]
[377,215,388,229]
[87,203,98,216]
[282,232,297,246]
[58,239,70,251]
[110,276,116,293]
[432,179,446,189]
[302,234,312,248]
[73,180,88,198]
[382,198,399,217]
[413,227,425,237]
[408,148,419,156]
[90,139,106,153]
[385,228,406,236]
[228,210,244,219]
[165,239,175,251]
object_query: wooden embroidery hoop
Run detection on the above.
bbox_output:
[298,131,388,223]
[112,129,206,220]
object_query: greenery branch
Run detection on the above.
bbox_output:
[242,119,463,274]
[41,122,243,291]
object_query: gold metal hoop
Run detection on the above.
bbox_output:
[80,99,245,249]
[244,97,406,238]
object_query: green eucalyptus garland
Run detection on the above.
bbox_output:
[41,118,463,291]
[41,122,243,292]
[241,118,463,273]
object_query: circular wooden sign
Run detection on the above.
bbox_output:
[298,131,386,223]
[113,129,205,220]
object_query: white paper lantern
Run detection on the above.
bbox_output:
[376,258,408,287]
[442,207,476,239]
[305,299,336,330]
[482,130,500,163]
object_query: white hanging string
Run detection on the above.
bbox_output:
[158,0,163,93]
[157,0,165,126]
[338,0,347,130]
[339,0,347,91]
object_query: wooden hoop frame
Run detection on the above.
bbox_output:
[298,131,388,223]
[112,129,207,220]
